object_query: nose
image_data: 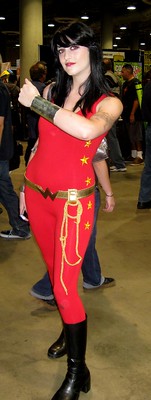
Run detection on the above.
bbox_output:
[64,48,71,61]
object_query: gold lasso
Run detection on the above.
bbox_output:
[60,199,83,295]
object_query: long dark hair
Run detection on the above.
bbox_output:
[51,22,110,116]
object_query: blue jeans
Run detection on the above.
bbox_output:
[0,160,30,236]
[107,122,125,169]
[138,124,151,202]
[31,187,103,297]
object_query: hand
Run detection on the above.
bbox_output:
[19,78,40,107]
[20,191,28,221]
[103,195,115,213]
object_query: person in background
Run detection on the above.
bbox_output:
[103,58,126,172]
[121,63,143,165]
[0,69,10,84]
[137,69,151,209]
[0,78,31,240]
[1,70,22,170]
[24,61,47,165]
[6,72,21,140]
[19,22,122,400]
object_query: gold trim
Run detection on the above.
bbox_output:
[60,199,83,295]
[24,174,95,201]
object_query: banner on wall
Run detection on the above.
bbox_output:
[144,51,151,73]
[103,51,125,60]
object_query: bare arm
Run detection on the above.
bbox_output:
[55,96,123,140]
[93,159,115,212]
[19,79,123,141]
[0,116,4,145]
[130,99,139,123]
[43,83,52,99]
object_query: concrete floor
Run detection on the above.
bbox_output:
[0,149,151,400]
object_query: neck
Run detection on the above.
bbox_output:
[72,68,90,91]
[128,75,134,81]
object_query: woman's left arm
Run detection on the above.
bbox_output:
[54,96,123,140]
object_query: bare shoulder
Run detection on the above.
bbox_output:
[43,84,51,99]
[96,95,123,118]
[43,82,55,100]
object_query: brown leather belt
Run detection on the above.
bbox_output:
[24,175,95,202]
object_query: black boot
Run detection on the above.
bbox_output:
[51,318,91,400]
[47,329,67,359]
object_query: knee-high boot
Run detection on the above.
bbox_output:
[51,318,91,400]
[48,329,67,358]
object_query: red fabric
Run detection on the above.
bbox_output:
[25,95,107,323]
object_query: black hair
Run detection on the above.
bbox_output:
[103,58,113,73]
[8,73,17,83]
[50,22,110,116]
[30,62,47,81]
[122,63,133,74]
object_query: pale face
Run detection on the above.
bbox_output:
[58,44,90,80]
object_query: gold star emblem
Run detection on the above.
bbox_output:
[84,221,91,230]
[80,155,89,165]
[85,140,92,148]
[87,201,92,210]
[85,177,91,186]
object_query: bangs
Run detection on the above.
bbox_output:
[52,22,95,54]
[56,34,76,49]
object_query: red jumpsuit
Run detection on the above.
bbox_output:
[25,95,107,324]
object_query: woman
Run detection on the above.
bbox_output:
[19,22,122,400]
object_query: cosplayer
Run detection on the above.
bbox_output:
[19,22,122,400]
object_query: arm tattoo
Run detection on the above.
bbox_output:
[92,109,115,130]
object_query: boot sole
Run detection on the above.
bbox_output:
[47,349,67,359]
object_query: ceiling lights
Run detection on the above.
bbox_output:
[127,5,136,10]
[81,15,89,20]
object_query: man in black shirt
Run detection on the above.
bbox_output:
[103,58,126,172]
[121,64,143,165]
[0,80,31,239]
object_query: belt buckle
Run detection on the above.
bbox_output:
[68,189,78,204]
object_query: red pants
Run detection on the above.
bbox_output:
[26,187,95,324]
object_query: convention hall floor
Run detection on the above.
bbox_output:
[0,147,150,400]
